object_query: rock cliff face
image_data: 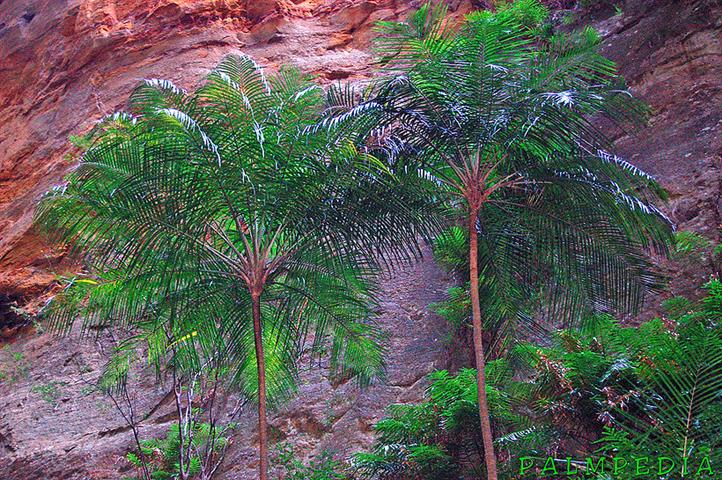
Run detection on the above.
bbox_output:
[0,0,720,478]
[589,0,721,304]
[1,0,467,309]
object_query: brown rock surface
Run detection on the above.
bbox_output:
[0,249,454,479]
[0,0,720,478]
[589,0,721,304]
[0,329,174,479]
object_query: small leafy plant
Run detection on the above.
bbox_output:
[0,350,30,385]
[353,366,524,479]
[273,443,349,480]
[125,419,236,480]
[673,230,712,260]
[31,381,66,406]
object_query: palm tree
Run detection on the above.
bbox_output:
[35,56,437,480]
[330,3,673,478]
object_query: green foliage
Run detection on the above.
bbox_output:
[32,4,682,479]
[273,443,349,480]
[430,285,470,337]
[672,230,713,261]
[342,8,672,476]
[513,314,663,445]
[598,280,722,475]
[494,0,550,31]
[355,282,722,478]
[350,0,674,344]
[63,133,94,163]
[97,342,136,394]
[36,54,439,411]
[31,381,66,406]
[68,134,93,150]
[661,295,693,318]
[0,350,30,385]
[354,366,525,479]
[432,226,468,274]
[430,225,547,349]
[126,420,235,480]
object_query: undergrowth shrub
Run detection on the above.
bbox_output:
[596,280,722,477]
[354,281,722,479]
[124,418,235,480]
[273,443,349,480]
[353,365,532,479]
[672,230,713,263]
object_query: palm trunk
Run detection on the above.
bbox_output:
[251,293,269,480]
[468,209,498,480]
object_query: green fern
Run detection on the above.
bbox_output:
[353,365,530,479]
[673,230,712,261]
[598,281,722,475]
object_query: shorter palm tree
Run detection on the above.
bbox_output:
[36,56,438,480]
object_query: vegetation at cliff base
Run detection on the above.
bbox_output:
[352,280,722,479]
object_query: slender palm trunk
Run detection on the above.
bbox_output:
[468,209,498,480]
[251,293,269,480]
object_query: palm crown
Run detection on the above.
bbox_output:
[365,5,671,323]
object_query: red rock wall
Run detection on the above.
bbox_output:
[0,0,479,304]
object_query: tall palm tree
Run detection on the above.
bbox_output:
[330,4,673,478]
[35,56,437,479]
